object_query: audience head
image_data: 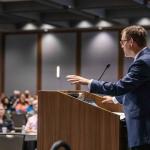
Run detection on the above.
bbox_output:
[1,97,9,108]
[27,97,34,105]
[33,95,38,101]
[2,97,9,103]
[24,90,30,94]
[0,103,5,119]
[32,100,38,113]
[19,93,27,104]
[13,90,21,98]
[24,90,30,98]
[0,93,6,100]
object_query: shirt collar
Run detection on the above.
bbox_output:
[134,47,147,61]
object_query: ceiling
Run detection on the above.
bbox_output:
[0,0,150,30]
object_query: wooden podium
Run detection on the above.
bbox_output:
[38,91,125,150]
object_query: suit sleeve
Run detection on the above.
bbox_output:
[90,59,149,96]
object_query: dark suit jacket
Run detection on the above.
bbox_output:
[90,47,150,148]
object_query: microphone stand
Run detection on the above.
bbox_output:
[98,64,110,81]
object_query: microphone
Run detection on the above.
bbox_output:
[98,64,111,81]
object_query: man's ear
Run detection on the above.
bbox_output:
[130,38,134,47]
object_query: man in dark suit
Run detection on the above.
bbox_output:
[66,25,150,150]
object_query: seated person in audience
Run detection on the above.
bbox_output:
[26,95,38,117]
[24,90,32,101]
[33,94,38,101]
[0,93,6,101]
[26,97,34,117]
[1,96,11,111]
[9,90,20,104]
[14,93,29,114]
[0,103,14,132]
[25,100,38,133]
[1,96,12,119]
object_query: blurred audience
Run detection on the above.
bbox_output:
[9,90,21,111]
[1,94,11,111]
[0,90,38,134]
[24,90,32,101]
[25,100,38,133]
[1,96,12,119]
[0,93,6,101]
[14,93,29,114]
[26,97,34,115]
[0,103,14,132]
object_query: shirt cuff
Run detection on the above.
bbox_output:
[112,97,118,104]
[88,79,93,90]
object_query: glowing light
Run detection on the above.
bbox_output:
[40,24,56,31]
[136,18,150,26]
[76,20,93,28]
[22,23,37,30]
[42,34,62,58]
[96,20,113,27]
[56,65,60,78]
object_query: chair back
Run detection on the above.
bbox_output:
[12,113,27,131]
[0,134,24,150]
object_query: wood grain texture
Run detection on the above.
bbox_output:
[38,91,121,150]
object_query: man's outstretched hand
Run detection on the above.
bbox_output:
[66,75,91,85]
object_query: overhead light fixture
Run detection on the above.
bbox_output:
[22,23,37,30]
[40,24,56,31]
[96,20,113,28]
[76,20,93,28]
[136,17,150,26]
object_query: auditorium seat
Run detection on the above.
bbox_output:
[0,134,24,150]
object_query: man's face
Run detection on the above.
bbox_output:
[120,32,133,57]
